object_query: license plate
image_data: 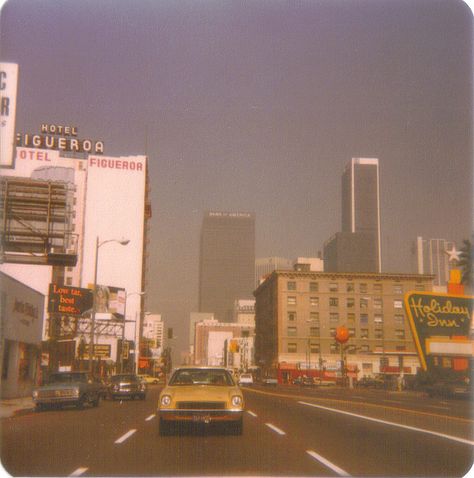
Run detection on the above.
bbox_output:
[192,414,211,423]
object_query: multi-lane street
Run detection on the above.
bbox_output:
[1,384,473,477]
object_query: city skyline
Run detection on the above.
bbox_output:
[0,0,472,356]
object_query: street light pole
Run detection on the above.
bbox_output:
[119,291,145,373]
[89,236,129,375]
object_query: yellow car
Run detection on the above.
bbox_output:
[138,374,160,385]
[158,366,244,435]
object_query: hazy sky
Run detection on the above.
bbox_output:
[1,0,472,356]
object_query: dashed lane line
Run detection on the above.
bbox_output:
[145,414,156,421]
[306,450,351,477]
[265,423,286,435]
[247,410,257,417]
[114,429,137,444]
[69,467,88,477]
[299,401,474,446]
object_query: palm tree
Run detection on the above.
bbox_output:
[458,238,473,289]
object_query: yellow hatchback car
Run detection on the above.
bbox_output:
[158,366,244,435]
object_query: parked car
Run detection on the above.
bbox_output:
[262,376,278,386]
[356,376,386,389]
[138,374,160,385]
[32,372,102,411]
[425,380,471,399]
[293,376,315,386]
[158,366,244,435]
[238,373,254,386]
[108,374,147,400]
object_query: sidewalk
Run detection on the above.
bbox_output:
[0,397,35,418]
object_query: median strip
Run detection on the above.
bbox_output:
[306,450,350,476]
[265,423,286,435]
[299,401,474,446]
[69,467,88,477]
[114,429,137,444]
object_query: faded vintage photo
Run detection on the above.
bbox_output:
[0,0,473,476]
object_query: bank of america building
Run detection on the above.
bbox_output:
[199,211,255,323]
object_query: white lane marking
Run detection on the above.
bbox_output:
[299,401,474,446]
[383,399,403,404]
[145,414,156,421]
[69,468,88,477]
[427,405,451,411]
[306,450,351,477]
[114,429,137,444]
[265,423,286,435]
[247,410,257,417]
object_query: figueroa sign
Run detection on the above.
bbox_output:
[404,292,474,371]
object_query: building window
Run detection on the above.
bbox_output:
[310,327,320,337]
[394,314,404,324]
[310,343,320,354]
[2,340,11,379]
[67,267,73,272]
[360,314,368,325]
[287,296,296,306]
[309,282,318,292]
[393,284,403,294]
[287,281,296,290]
[346,282,355,292]
[309,312,319,324]
[395,329,405,339]
[374,329,383,339]
[66,277,73,286]
[374,315,383,324]
[359,345,370,353]
[287,327,297,337]
[347,345,356,354]
[310,297,319,307]
[330,327,336,337]
[348,328,356,337]
[329,312,339,322]
[373,298,383,310]
[394,300,403,309]
[330,343,338,354]
[287,312,296,322]
[374,283,383,293]
[329,297,339,307]
[415,284,425,291]
[360,283,368,293]
[347,298,355,308]
[347,313,356,322]
[288,343,297,353]
[360,298,368,310]
[329,282,338,292]
[360,328,369,339]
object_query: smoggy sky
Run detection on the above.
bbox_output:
[1,0,472,356]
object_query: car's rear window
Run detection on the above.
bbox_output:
[111,374,137,382]
[169,369,234,386]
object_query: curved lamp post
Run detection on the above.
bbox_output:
[89,236,129,374]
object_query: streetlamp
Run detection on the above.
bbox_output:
[119,291,145,373]
[89,236,129,374]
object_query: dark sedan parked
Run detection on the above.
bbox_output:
[107,374,147,400]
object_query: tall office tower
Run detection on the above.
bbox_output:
[341,158,381,272]
[415,237,455,289]
[255,257,293,287]
[199,211,255,323]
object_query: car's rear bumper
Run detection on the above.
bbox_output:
[33,397,80,406]
[159,409,243,423]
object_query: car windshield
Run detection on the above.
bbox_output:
[111,374,137,382]
[48,373,88,383]
[169,369,234,386]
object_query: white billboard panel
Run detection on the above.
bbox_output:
[0,63,19,167]
[82,155,147,339]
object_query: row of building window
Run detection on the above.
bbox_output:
[286,327,406,340]
[286,281,425,294]
[287,296,404,309]
[286,343,407,354]
[287,312,406,324]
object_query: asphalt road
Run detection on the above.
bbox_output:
[1,385,473,477]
